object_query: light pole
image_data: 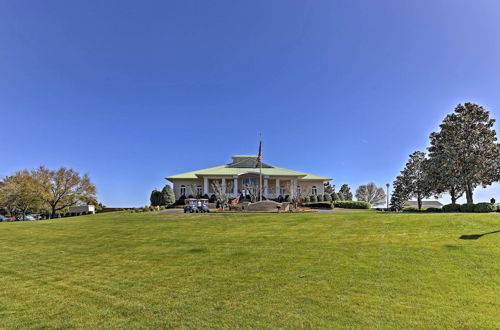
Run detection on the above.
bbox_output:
[386,183,390,211]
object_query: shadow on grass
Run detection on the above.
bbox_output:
[459,230,500,240]
[188,248,207,253]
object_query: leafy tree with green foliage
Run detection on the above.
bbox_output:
[337,192,345,201]
[161,184,176,206]
[331,192,340,201]
[355,183,386,205]
[339,184,353,200]
[0,170,42,219]
[150,189,164,206]
[323,182,335,195]
[427,103,500,204]
[390,174,409,211]
[391,151,431,210]
[33,166,97,218]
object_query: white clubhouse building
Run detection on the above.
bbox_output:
[166,155,331,200]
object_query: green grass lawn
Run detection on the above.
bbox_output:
[0,212,499,329]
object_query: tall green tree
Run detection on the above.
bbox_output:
[427,103,500,203]
[339,184,353,201]
[392,151,431,210]
[323,182,335,195]
[150,189,164,206]
[161,184,176,206]
[390,175,409,211]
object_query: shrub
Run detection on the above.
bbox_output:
[285,195,292,203]
[460,203,475,213]
[442,203,461,212]
[474,202,496,213]
[277,195,284,202]
[302,196,310,203]
[176,195,186,206]
[324,194,332,202]
[335,201,371,209]
[209,194,217,203]
[304,202,333,209]
[425,207,442,213]
[403,207,425,213]
[310,195,318,203]
[331,192,340,201]
[317,194,323,202]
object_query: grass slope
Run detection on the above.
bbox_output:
[0,212,499,329]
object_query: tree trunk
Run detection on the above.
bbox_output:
[450,186,457,204]
[465,183,474,204]
[51,205,57,219]
[417,194,422,210]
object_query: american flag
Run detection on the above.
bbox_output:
[254,137,262,168]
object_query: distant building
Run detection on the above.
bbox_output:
[166,155,330,200]
[68,205,95,214]
[404,200,443,208]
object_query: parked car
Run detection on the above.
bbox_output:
[24,215,36,221]
[0,215,7,222]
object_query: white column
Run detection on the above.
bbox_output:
[276,178,280,197]
[233,177,238,197]
[203,177,209,195]
[222,178,226,194]
[292,179,298,197]
[264,178,268,197]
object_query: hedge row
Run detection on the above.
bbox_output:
[404,203,498,213]
[302,202,333,209]
[403,207,442,213]
[334,201,371,209]
[443,202,497,213]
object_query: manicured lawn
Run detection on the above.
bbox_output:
[0,212,499,329]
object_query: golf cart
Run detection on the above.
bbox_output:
[184,198,210,213]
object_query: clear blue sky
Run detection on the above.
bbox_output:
[1,0,499,206]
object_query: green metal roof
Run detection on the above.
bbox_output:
[166,156,331,181]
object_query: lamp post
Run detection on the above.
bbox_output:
[386,183,390,211]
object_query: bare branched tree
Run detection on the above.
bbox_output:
[185,183,202,198]
[211,180,233,209]
[355,183,386,205]
[242,181,259,202]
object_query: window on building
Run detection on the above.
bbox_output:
[242,177,257,186]
[180,185,186,196]
[297,185,301,195]
[312,185,317,195]
[197,185,202,196]
[279,185,285,196]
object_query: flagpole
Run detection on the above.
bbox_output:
[259,134,263,202]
